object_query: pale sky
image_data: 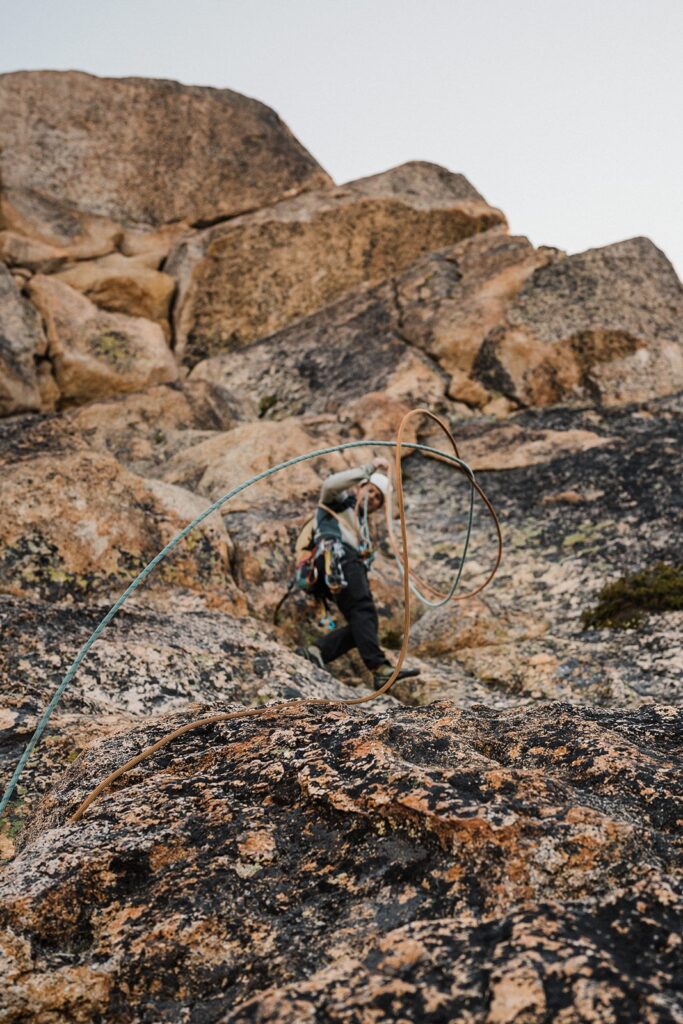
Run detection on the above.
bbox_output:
[1,0,681,276]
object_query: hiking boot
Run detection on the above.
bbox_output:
[295,645,326,670]
[372,662,420,687]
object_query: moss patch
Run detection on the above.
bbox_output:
[258,393,278,418]
[582,563,683,630]
[89,330,134,371]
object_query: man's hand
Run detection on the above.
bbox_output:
[372,457,390,473]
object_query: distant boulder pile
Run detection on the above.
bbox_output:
[1,70,681,418]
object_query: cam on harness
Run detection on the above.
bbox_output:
[273,493,377,628]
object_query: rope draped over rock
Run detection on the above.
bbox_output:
[0,409,501,823]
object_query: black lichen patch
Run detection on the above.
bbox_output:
[582,563,683,630]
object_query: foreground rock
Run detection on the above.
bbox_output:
[474,237,683,407]
[28,275,177,404]
[0,595,365,854]
[0,263,47,415]
[0,699,679,1021]
[0,70,331,227]
[169,162,506,363]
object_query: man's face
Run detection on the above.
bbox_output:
[358,483,384,514]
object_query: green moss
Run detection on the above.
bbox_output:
[258,393,278,418]
[89,330,134,371]
[582,562,683,630]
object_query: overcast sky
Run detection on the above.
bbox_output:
[2,0,681,275]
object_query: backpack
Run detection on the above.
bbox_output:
[293,516,319,594]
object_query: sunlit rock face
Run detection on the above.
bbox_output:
[27,275,178,405]
[0,70,331,227]
[1,70,682,1024]
[472,237,683,407]
[168,162,506,364]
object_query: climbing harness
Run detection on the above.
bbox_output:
[275,481,379,622]
[0,409,502,825]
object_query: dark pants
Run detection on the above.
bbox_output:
[315,550,387,671]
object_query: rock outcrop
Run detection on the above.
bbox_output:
[161,418,327,509]
[473,237,683,407]
[0,71,331,227]
[28,275,178,404]
[169,162,506,363]
[50,252,176,329]
[60,381,246,475]
[0,419,236,607]
[394,231,559,405]
[0,186,123,267]
[0,699,679,1022]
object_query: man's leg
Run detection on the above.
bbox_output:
[311,552,358,666]
[316,622,355,664]
[334,557,386,671]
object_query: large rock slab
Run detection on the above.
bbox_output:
[0,422,238,608]
[0,70,331,227]
[0,264,47,415]
[473,237,683,407]
[61,381,248,476]
[161,418,327,509]
[189,282,447,420]
[0,187,123,268]
[28,274,178,404]
[0,699,679,1021]
[169,162,506,363]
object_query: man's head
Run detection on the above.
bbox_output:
[357,472,389,514]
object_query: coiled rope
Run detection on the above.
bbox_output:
[0,409,501,824]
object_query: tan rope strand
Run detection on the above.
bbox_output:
[70,410,501,822]
[384,411,502,602]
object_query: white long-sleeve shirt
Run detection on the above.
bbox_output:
[315,462,376,551]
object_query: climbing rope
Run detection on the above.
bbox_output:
[0,409,501,824]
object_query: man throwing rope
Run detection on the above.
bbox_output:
[296,457,420,686]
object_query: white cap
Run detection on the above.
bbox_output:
[368,472,389,500]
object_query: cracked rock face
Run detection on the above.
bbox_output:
[0,263,47,415]
[168,162,506,364]
[188,281,448,422]
[1,700,680,1022]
